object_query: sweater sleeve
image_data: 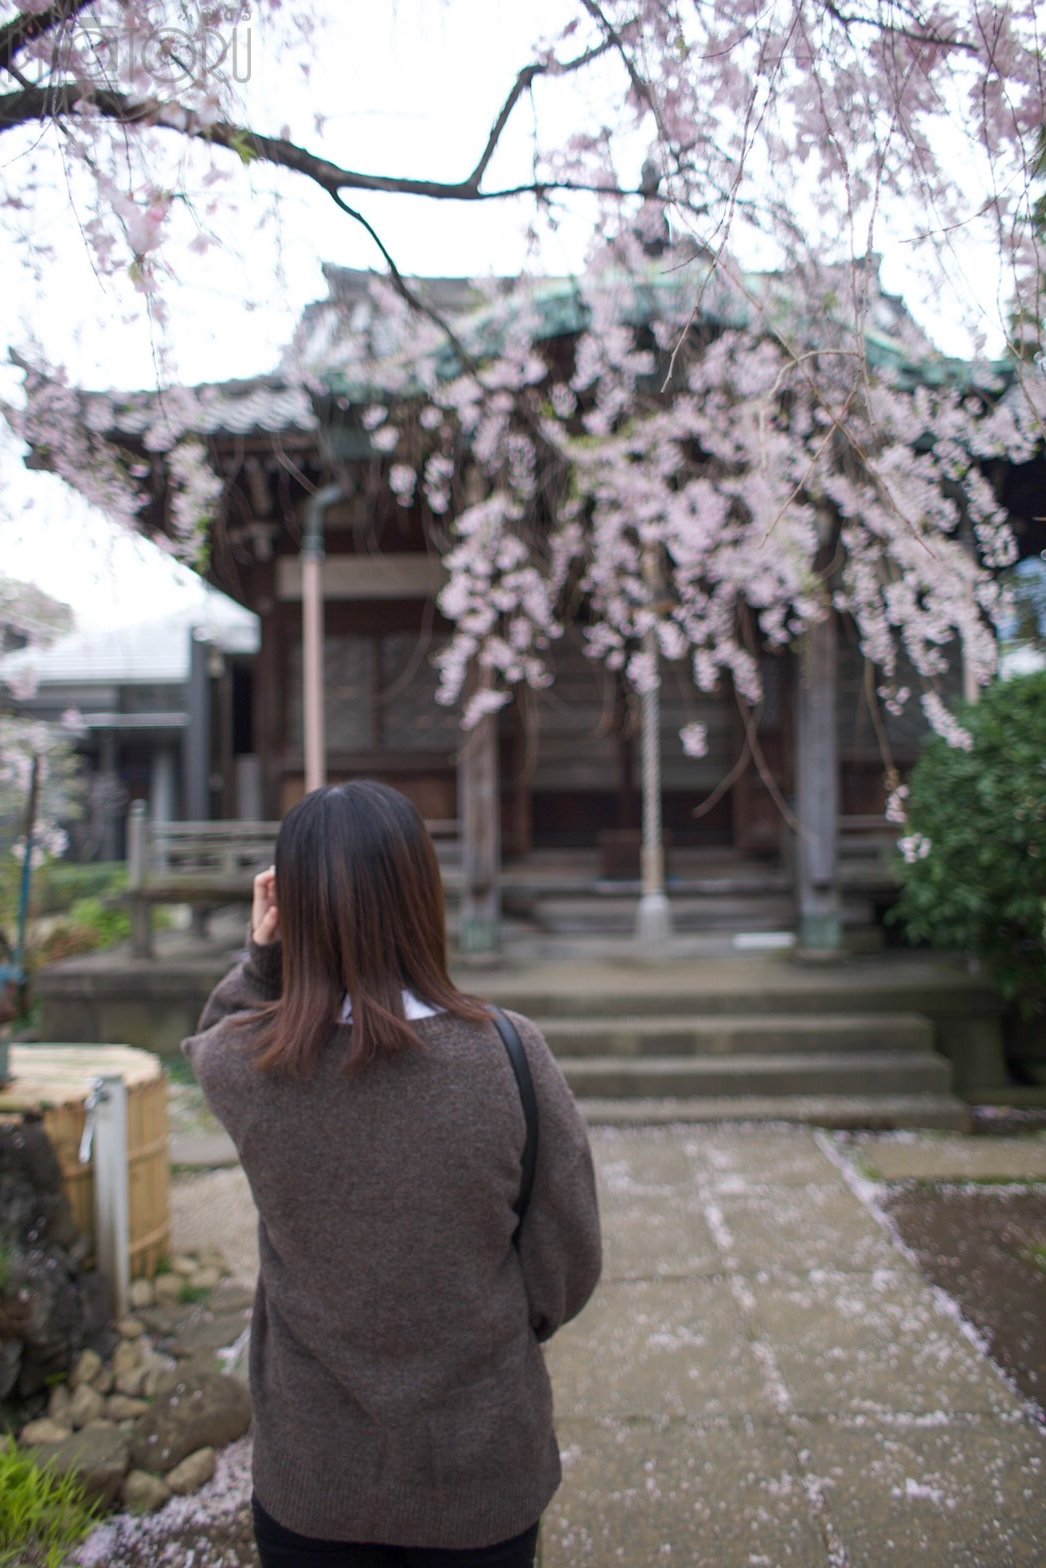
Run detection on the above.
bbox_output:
[508,1010,602,1343]
[189,937,282,1039]
[180,938,282,1135]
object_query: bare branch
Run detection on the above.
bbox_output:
[0,82,653,208]
[328,192,478,375]
[468,38,614,189]
[0,0,97,75]
[577,0,665,139]
[821,1,978,55]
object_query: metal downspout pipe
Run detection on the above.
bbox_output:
[302,483,343,794]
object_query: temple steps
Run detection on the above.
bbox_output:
[539,1011,935,1058]
[476,970,979,1128]
[577,1094,970,1130]
[556,1049,953,1101]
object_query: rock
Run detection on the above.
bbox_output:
[111,1339,143,1378]
[39,1191,79,1249]
[16,1251,81,1397]
[165,1446,216,1495]
[208,1283,254,1314]
[196,1247,226,1272]
[0,1122,62,1192]
[26,1420,130,1506]
[47,1382,72,1422]
[91,1366,114,1395]
[122,1469,171,1514]
[115,1317,146,1340]
[141,1355,176,1398]
[80,1270,113,1341]
[107,1394,149,1421]
[128,1278,154,1311]
[114,1366,147,1398]
[152,1354,221,1393]
[20,1416,72,1445]
[0,1338,21,1400]
[137,1303,186,1337]
[70,1348,103,1388]
[154,1274,184,1304]
[130,1371,251,1474]
[67,1383,106,1428]
[189,1267,220,1291]
[168,1312,251,1359]
[171,1255,198,1278]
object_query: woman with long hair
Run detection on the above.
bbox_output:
[182,780,601,1568]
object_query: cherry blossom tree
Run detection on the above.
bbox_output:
[0,578,80,882]
[1,0,1044,798]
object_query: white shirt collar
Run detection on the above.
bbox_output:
[339,990,443,1024]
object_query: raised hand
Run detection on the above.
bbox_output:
[251,866,280,946]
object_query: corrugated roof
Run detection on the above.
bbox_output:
[0,595,258,689]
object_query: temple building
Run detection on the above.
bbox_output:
[19,262,1044,951]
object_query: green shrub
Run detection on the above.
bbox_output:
[30,863,127,918]
[0,1437,100,1568]
[66,897,131,948]
[0,862,127,931]
[891,673,1046,1016]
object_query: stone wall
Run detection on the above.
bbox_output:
[0,1117,110,1428]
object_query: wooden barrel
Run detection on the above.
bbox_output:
[0,1045,170,1279]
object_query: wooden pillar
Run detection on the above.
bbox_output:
[219,663,235,818]
[794,611,842,952]
[458,710,501,953]
[255,606,279,819]
[185,630,211,821]
[98,731,122,862]
[128,799,153,959]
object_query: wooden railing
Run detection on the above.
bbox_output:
[126,802,462,957]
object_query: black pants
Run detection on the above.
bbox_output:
[252,1496,540,1568]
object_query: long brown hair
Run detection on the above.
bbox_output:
[250,780,488,1075]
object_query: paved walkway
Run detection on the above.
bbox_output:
[169,1126,1046,1568]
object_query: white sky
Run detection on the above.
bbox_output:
[0,0,1012,630]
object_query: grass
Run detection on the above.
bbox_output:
[848,1153,883,1182]
[0,1437,100,1568]
[179,1282,211,1305]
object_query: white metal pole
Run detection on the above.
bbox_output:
[635,623,673,950]
[90,1074,130,1318]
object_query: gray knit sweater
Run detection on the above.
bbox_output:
[182,941,602,1549]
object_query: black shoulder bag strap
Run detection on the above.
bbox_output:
[489,1007,539,1249]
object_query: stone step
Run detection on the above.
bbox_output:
[507,895,797,934]
[480,965,1002,1023]
[540,1012,935,1057]
[579,1093,971,1131]
[559,1050,953,1100]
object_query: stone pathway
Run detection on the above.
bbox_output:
[74,1124,1046,1568]
[542,1126,1044,1566]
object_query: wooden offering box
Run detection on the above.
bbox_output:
[0,1045,170,1279]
